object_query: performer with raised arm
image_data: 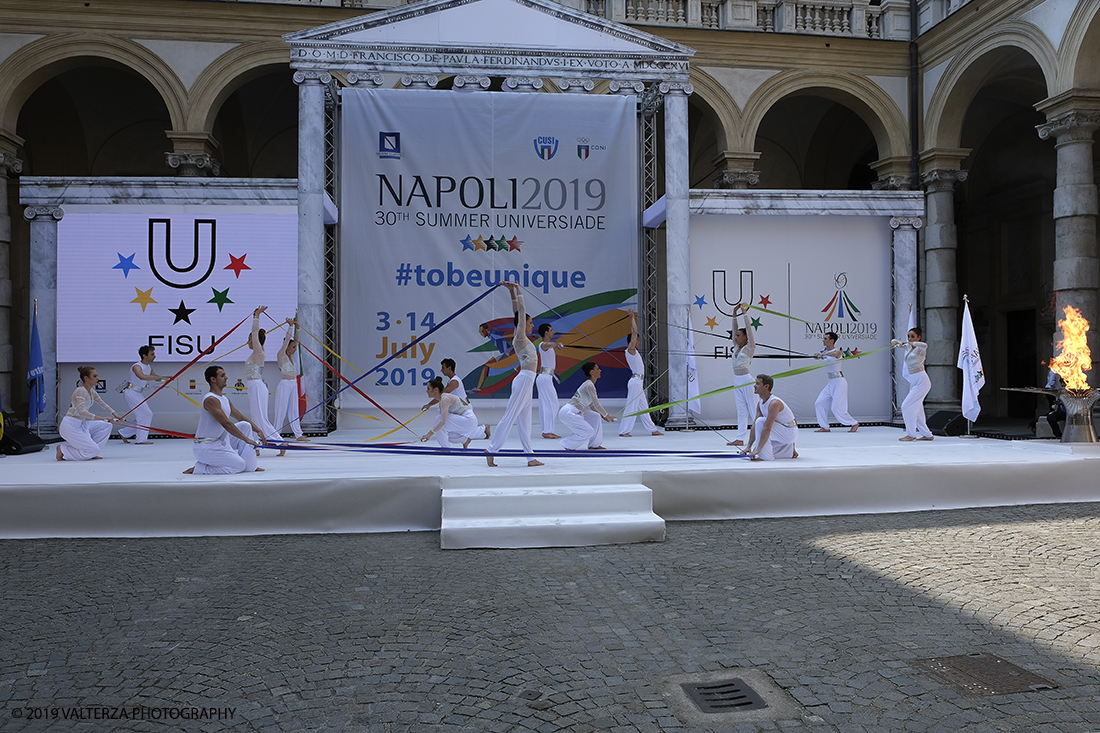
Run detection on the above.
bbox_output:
[812,331,859,433]
[619,309,663,437]
[244,305,284,456]
[118,345,170,445]
[57,366,122,461]
[892,327,933,441]
[537,323,564,439]
[422,358,490,447]
[486,281,544,467]
[420,377,482,449]
[185,365,266,474]
[272,317,309,443]
[558,361,615,450]
[727,303,758,447]
[742,374,799,461]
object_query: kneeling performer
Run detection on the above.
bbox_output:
[185,365,266,475]
[743,374,799,461]
[558,361,615,450]
[421,377,481,449]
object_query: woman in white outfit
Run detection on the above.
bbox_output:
[118,345,170,445]
[558,361,615,450]
[486,281,544,467]
[727,303,758,447]
[812,331,859,433]
[245,305,284,456]
[893,327,933,441]
[537,323,563,439]
[272,317,308,443]
[57,366,121,461]
[619,310,663,437]
[743,374,799,462]
[421,377,481,449]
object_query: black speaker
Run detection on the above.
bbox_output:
[0,423,48,455]
[927,410,966,437]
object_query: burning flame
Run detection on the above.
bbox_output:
[1050,305,1092,391]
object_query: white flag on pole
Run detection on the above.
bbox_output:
[957,298,985,422]
[686,318,701,415]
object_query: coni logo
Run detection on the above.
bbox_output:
[533,136,558,160]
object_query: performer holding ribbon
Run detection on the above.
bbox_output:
[727,303,758,447]
[537,323,564,439]
[245,305,284,456]
[272,317,309,443]
[118,345,170,445]
[486,281,544,467]
[558,361,615,450]
[892,327,933,441]
[619,310,664,438]
[421,377,483,449]
[812,331,859,433]
[57,366,122,461]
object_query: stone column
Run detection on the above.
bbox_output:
[164,132,221,177]
[294,70,330,433]
[712,151,760,189]
[920,152,968,412]
[662,81,693,424]
[1037,109,1100,371]
[0,145,22,409]
[24,205,63,436]
[890,215,922,419]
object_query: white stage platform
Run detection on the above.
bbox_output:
[2,427,1099,540]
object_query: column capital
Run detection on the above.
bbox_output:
[24,205,63,222]
[558,78,595,94]
[872,175,911,191]
[713,170,759,188]
[920,168,968,193]
[293,70,332,86]
[399,74,438,89]
[452,75,490,91]
[658,81,693,96]
[0,150,22,177]
[890,216,923,230]
[346,72,384,88]
[609,80,645,96]
[165,152,221,177]
[1037,110,1100,143]
[504,77,543,92]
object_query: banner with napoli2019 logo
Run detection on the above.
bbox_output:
[340,89,639,412]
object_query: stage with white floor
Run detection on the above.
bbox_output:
[3,426,1100,544]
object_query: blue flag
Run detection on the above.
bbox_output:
[28,310,46,425]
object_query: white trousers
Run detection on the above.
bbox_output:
[246,379,278,443]
[902,370,933,438]
[118,388,152,443]
[815,377,857,428]
[434,411,479,449]
[488,369,535,456]
[193,422,258,475]
[750,417,799,461]
[732,380,759,443]
[619,376,657,435]
[272,379,303,438]
[536,372,558,433]
[558,404,603,450]
[59,416,112,461]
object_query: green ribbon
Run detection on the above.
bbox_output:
[627,344,896,416]
[744,303,813,325]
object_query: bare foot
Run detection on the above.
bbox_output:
[486,451,497,467]
[651,430,663,436]
[727,440,744,447]
[588,445,606,450]
[56,445,64,461]
[484,425,491,440]
[120,436,131,444]
[278,449,287,457]
[254,467,266,472]
[135,441,153,445]
[296,436,310,443]
[91,456,103,460]
[815,428,831,433]
[899,436,916,442]
[918,436,934,441]
[750,456,763,462]
[542,433,561,439]
[527,459,544,467]
[182,467,194,474]
[619,433,632,438]
[792,449,799,459]
[463,439,472,449]
[849,423,859,433]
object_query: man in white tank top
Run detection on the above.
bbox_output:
[183,365,266,475]
[422,358,490,445]
[743,374,799,461]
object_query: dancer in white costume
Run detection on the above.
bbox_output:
[422,359,489,447]
[118,345,170,445]
[812,331,859,433]
[558,361,615,450]
[537,323,564,439]
[619,310,663,437]
[421,377,482,449]
[244,306,284,456]
[742,374,799,462]
[272,317,309,443]
[727,303,758,447]
[892,326,933,441]
[486,282,544,467]
[184,365,265,475]
[57,366,122,461]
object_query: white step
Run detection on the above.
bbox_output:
[440,483,666,549]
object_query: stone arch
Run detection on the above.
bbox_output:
[741,70,907,161]
[185,41,292,133]
[0,33,186,133]
[924,23,1056,150]
[687,68,742,152]
[1061,2,1100,90]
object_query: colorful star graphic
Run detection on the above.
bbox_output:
[694,294,707,309]
[461,235,475,251]
[208,287,233,312]
[507,236,523,252]
[112,253,140,278]
[130,286,157,312]
[473,236,486,251]
[485,235,501,251]
[225,253,250,278]
[758,294,772,308]
[705,316,719,330]
[494,235,508,251]
[750,317,762,330]
[170,300,196,325]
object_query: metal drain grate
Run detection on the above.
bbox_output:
[914,653,1058,696]
[680,678,769,713]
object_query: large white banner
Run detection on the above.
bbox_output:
[340,89,638,412]
[689,214,893,423]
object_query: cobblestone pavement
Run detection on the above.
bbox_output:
[2,502,1100,732]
